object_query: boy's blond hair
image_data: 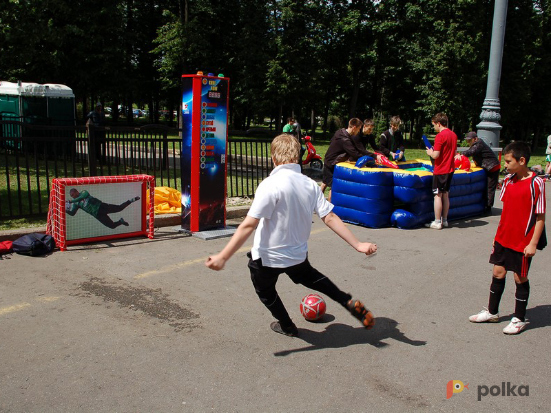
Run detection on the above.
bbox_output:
[271,134,300,165]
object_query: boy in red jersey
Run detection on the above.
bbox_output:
[425,113,457,229]
[469,141,546,334]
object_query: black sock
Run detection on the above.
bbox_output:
[488,277,506,315]
[513,281,530,322]
[298,271,351,307]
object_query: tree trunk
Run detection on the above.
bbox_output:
[323,92,330,135]
[168,100,175,127]
[154,98,160,124]
[414,115,424,148]
[127,97,133,124]
[82,97,88,122]
[112,98,120,122]
[349,68,360,118]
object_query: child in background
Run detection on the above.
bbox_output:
[379,115,405,161]
[425,113,457,229]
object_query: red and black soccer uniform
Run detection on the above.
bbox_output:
[492,173,546,276]
[488,173,546,321]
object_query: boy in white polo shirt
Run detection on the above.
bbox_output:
[206,134,378,337]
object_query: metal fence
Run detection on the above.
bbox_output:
[0,120,273,220]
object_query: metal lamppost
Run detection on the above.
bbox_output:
[476,0,508,148]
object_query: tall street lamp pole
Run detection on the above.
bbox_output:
[477,0,508,148]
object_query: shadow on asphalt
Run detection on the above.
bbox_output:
[523,305,551,331]
[450,219,491,229]
[273,317,427,357]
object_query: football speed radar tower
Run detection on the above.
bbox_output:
[180,72,230,232]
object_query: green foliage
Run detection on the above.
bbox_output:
[1,0,550,142]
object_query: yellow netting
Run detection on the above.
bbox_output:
[146,186,182,214]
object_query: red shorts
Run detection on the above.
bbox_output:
[489,240,532,278]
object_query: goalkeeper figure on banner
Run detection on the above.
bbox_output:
[65,188,140,229]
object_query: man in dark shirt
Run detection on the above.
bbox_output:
[455,131,501,213]
[87,103,106,127]
[352,118,380,156]
[321,118,382,201]
[87,103,107,161]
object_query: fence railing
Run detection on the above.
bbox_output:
[0,121,274,220]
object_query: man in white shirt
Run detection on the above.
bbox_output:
[206,134,378,337]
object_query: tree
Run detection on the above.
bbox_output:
[1,0,548,142]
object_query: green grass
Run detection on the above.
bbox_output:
[0,217,47,231]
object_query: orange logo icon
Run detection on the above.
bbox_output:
[447,380,468,399]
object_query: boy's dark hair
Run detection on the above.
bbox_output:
[503,141,531,163]
[348,118,363,128]
[363,119,374,126]
[431,113,448,127]
[287,117,295,123]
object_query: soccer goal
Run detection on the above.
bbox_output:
[47,175,155,251]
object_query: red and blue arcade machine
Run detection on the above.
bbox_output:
[181,72,230,232]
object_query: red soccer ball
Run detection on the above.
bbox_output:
[300,294,327,321]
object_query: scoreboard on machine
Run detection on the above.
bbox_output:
[180,72,230,232]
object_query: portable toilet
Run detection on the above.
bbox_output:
[0,81,21,121]
[19,82,76,125]
[0,81,23,146]
[42,84,76,126]
[0,81,75,125]
[0,81,76,151]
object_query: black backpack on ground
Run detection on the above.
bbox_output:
[12,233,56,256]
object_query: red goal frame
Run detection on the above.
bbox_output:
[47,175,155,251]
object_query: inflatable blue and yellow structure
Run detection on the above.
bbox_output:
[331,160,486,229]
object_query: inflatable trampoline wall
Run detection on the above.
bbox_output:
[331,160,487,229]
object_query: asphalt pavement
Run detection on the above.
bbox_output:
[1,186,550,412]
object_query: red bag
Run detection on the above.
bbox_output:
[0,240,13,255]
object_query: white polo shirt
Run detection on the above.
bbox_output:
[248,163,334,268]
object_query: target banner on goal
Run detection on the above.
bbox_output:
[47,175,155,250]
